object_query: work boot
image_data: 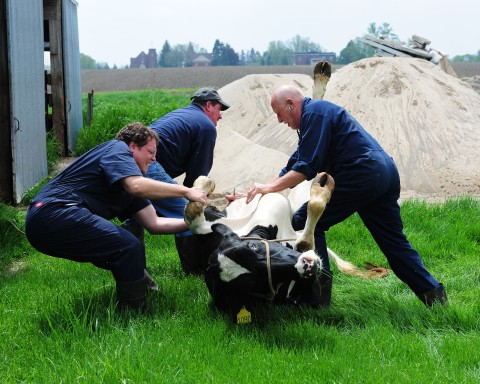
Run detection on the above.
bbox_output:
[318,270,333,307]
[115,275,148,313]
[144,269,159,291]
[418,283,448,307]
[174,235,206,276]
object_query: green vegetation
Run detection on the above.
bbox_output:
[1,197,479,382]
[76,89,193,156]
[2,90,479,382]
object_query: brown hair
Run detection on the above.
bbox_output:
[115,122,159,146]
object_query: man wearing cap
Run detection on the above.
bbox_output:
[143,87,230,275]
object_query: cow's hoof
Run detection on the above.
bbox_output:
[193,176,215,197]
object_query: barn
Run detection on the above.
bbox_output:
[0,0,83,204]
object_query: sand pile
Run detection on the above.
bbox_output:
[209,57,480,200]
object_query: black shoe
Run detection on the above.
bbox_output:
[318,270,333,307]
[116,275,148,313]
[144,269,159,291]
[419,283,448,307]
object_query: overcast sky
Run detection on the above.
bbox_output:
[77,0,480,67]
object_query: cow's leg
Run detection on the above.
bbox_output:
[184,176,216,232]
[295,172,335,252]
[312,61,332,100]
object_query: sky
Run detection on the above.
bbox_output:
[77,0,480,67]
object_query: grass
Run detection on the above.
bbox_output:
[3,89,479,382]
[76,89,193,155]
[1,197,479,383]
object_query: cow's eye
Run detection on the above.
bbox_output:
[248,243,258,251]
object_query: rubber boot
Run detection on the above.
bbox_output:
[121,221,158,290]
[319,270,333,307]
[116,275,148,313]
[174,235,205,276]
[418,283,448,307]
[144,269,159,291]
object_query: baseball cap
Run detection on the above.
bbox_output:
[191,88,230,111]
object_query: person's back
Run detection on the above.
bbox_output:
[145,87,231,275]
[150,104,216,187]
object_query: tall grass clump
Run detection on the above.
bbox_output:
[46,130,62,172]
[76,89,192,155]
[0,202,28,266]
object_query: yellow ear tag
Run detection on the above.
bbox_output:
[236,306,252,324]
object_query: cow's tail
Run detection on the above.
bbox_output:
[326,248,389,278]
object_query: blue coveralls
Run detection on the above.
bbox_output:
[25,140,150,283]
[287,98,441,297]
[146,103,217,237]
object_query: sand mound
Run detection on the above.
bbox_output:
[209,57,480,201]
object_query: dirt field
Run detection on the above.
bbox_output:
[81,63,480,93]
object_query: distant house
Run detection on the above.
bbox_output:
[192,53,212,67]
[130,49,158,69]
[294,52,337,65]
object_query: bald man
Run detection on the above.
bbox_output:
[245,85,447,308]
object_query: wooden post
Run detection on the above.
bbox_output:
[87,90,94,125]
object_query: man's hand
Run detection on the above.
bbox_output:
[185,187,207,205]
[246,183,270,204]
[225,190,246,206]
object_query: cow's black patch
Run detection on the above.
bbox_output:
[202,223,321,322]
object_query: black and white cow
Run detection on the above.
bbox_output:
[184,172,357,322]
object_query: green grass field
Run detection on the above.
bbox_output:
[1,197,479,383]
[1,90,479,383]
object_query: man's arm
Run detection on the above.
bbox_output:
[245,170,307,203]
[121,176,206,204]
[133,205,188,234]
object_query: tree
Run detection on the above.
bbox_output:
[184,42,196,67]
[159,40,173,67]
[451,50,480,62]
[211,39,239,66]
[288,35,323,52]
[263,41,293,65]
[338,22,398,64]
[80,53,96,69]
[338,40,370,64]
[367,22,400,41]
[245,48,263,66]
[211,39,227,66]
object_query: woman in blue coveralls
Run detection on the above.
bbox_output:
[245,85,447,307]
[25,122,207,312]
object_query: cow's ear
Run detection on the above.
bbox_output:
[212,223,239,238]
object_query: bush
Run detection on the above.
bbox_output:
[0,202,29,266]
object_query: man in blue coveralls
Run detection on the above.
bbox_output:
[245,85,447,307]
[145,87,230,275]
[25,122,207,312]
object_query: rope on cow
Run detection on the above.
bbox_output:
[260,239,276,300]
[240,236,297,301]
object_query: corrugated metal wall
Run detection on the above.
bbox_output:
[62,0,83,155]
[6,0,47,203]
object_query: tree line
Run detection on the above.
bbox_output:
[80,22,480,70]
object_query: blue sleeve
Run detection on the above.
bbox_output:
[100,141,142,185]
[289,109,332,180]
[183,126,216,187]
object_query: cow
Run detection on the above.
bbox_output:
[184,172,387,323]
